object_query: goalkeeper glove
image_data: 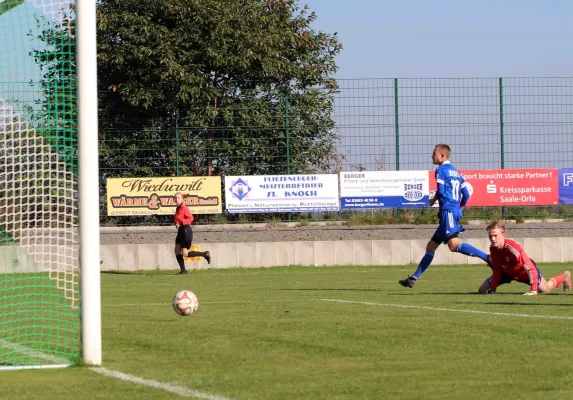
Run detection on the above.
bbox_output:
[523,291,538,296]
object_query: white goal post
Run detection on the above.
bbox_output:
[0,0,101,369]
[77,0,102,367]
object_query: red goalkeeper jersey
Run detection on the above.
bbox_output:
[174,204,194,226]
[489,239,539,292]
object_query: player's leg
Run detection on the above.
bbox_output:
[174,243,187,275]
[565,270,572,291]
[449,236,492,267]
[182,226,212,264]
[478,273,513,293]
[478,278,491,294]
[444,211,490,264]
[399,211,452,287]
[398,238,440,288]
[411,239,440,279]
[537,277,552,293]
[186,249,212,263]
[178,226,192,259]
[539,270,571,293]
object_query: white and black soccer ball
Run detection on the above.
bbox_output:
[172,290,199,316]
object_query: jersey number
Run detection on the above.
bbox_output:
[452,180,460,201]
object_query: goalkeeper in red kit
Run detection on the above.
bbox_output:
[174,192,211,275]
[479,221,570,295]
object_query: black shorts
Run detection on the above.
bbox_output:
[175,225,193,249]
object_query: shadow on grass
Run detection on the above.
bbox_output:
[278,288,383,292]
[100,270,167,276]
[101,270,137,275]
[386,291,485,295]
[278,289,513,295]
[464,301,573,307]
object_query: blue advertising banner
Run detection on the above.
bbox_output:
[558,168,573,205]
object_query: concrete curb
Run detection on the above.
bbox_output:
[99,218,567,233]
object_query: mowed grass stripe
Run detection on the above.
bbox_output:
[318,298,573,320]
[102,297,573,320]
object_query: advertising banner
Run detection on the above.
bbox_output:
[225,174,339,213]
[558,168,573,205]
[107,177,222,216]
[428,168,558,206]
[340,171,429,209]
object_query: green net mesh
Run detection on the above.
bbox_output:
[0,0,80,368]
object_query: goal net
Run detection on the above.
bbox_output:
[0,0,80,369]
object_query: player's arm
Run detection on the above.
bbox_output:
[489,263,502,292]
[183,205,195,225]
[174,207,182,228]
[519,251,539,293]
[429,191,439,207]
[431,169,445,206]
[459,181,470,208]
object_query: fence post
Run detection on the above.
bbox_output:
[499,78,506,217]
[394,78,400,171]
[175,115,180,176]
[499,78,505,169]
[285,88,292,223]
[285,89,291,175]
[394,78,401,219]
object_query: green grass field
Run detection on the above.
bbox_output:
[1,263,572,400]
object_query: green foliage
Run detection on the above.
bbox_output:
[28,11,77,173]
[96,0,342,177]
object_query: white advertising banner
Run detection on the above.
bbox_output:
[340,171,430,209]
[225,174,340,213]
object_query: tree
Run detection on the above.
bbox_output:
[0,11,78,236]
[28,11,77,173]
[96,0,342,177]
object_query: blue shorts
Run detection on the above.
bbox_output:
[431,210,465,244]
[486,266,543,287]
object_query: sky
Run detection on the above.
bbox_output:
[0,2,44,107]
[303,0,573,78]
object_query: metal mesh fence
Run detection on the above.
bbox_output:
[335,78,573,171]
[99,77,573,225]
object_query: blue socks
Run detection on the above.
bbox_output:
[457,242,488,262]
[412,251,435,279]
[411,244,488,280]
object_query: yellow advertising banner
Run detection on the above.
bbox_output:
[106,177,222,216]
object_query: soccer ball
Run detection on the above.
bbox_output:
[172,290,199,316]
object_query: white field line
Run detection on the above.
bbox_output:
[318,299,573,320]
[0,339,69,365]
[90,367,231,400]
[0,340,230,399]
[0,364,69,371]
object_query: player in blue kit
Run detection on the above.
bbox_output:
[399,144,492,288]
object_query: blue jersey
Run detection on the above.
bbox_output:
[434,161,470,213]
